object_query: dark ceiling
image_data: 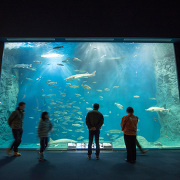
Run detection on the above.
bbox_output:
[0,0,180,39]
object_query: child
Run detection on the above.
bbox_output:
[38,112,53,161]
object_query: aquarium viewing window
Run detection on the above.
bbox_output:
[0,42,180,149]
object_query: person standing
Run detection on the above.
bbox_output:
[7,102,25,156]
[38,112,53,161]
[121,107,138,163]
[86,103,104,160]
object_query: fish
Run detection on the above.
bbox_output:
[86,107,93,111]
[62,60,69,63]
[104,88,110,91]
[113,86,119,88]
[14,64,32,68]
[57,63,64,66]
[72,124,82,127]
[26,78,33,81]
[96,89,102,92]
[134,55,138,57]
[149,98,156,100]
[46,94,56,97]
[73,57,82,62]
[45,80,51,83]
[104,56,126,60]
[52,85,58,88]
[86,102,89,104]
[64,71,96,81]
[134,95,140,98]
[27,68,36,71]
[53,46,63,49]
[81,84,91,89]
[114,103,123,109]
[104,115,109,117]
[77,136,84,140]
[73,106,80,109]
[29,117,34,119]
[92,82,96,84]
[33,61,42,64]
[66,83,71,86]
[145,107,169,112]
[100,54,106,59]
[75,94,81,97]
[61,93,66,97]
[153,117,158,121]
[77,112,82,115]
[48,82,57,85]
[106,129,123,134]
[28,132,34,135]
[49,138,77,144]
[70,85,79,88]
[99,96,103,99]
[109,111,111,114]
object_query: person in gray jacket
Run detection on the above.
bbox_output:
[86,103,104,160]
[38,111,53,161]
[7,102,25,156]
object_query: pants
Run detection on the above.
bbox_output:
[10,129,23,152]
[88,130,100,156]
[124,134,136,161]
[40,137,48,153]
[136,138,143,152]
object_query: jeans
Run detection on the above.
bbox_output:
[10,129,23,152]
[124,134,136,161]
[40,137,48,153]
[88,130,100,156]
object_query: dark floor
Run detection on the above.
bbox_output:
[0,150,180,180]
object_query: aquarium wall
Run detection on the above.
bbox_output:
[0,42,179,149]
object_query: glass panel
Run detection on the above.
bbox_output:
[0,42,179,149]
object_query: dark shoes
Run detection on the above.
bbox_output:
[96,156,99,160]
[88,155,99,160]
[125,159,136,163]
[88,155,91,160]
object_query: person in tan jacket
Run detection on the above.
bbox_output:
[121,107,138,163]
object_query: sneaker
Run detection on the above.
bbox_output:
[96,156,99,160]
[14,152,21,156]
[142,150,148,154]
[39,158,46,161]
[87,155,91,160]
[6,148,11,156]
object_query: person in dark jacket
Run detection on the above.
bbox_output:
[86,103,104,160]
[7,102,25,156]
[38,112,53,161]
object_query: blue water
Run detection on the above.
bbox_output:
[2,42,162,147]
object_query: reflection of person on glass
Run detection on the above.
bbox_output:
[86,103,104,160]
[121,107,138,163]
[136,138,148,154]
[7,102,25,156]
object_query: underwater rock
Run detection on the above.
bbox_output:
[0,50,19,144]
[153,43,180,142]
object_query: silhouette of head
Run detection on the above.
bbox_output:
[19,102,25,110]
[93,103,99,110]
[41,112,49,121]
[126,107,134,114]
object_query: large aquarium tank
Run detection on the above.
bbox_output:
[0,42,180,149]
